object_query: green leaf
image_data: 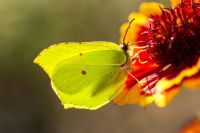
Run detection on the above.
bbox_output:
[34,42,127,110]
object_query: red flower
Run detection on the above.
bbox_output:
[114,0,200,107]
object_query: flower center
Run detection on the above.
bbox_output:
[140,2,200,68]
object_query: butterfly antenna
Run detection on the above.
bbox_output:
[122,18,135,51]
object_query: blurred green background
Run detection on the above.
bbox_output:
[1,0,200,133]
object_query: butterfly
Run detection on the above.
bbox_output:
[34,19,135,110]
[34,41,130,110]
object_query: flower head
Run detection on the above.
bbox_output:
[115,0,200,107]
[179,119,200,133]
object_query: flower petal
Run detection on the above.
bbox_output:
[180,119,200,133]
[139,2,164,17]
[153,87,179,107]
[120,13,148,44]
[170,0,200,7]
[128,12,148,23]
[155,58,200,93]
[114,84,154,107]
[120,22,138,44]
[183,73,200,89]
[170,0,181,7]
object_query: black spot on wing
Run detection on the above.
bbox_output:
[81,70,86,75]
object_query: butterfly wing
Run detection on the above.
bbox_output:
[34,42,127,110]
